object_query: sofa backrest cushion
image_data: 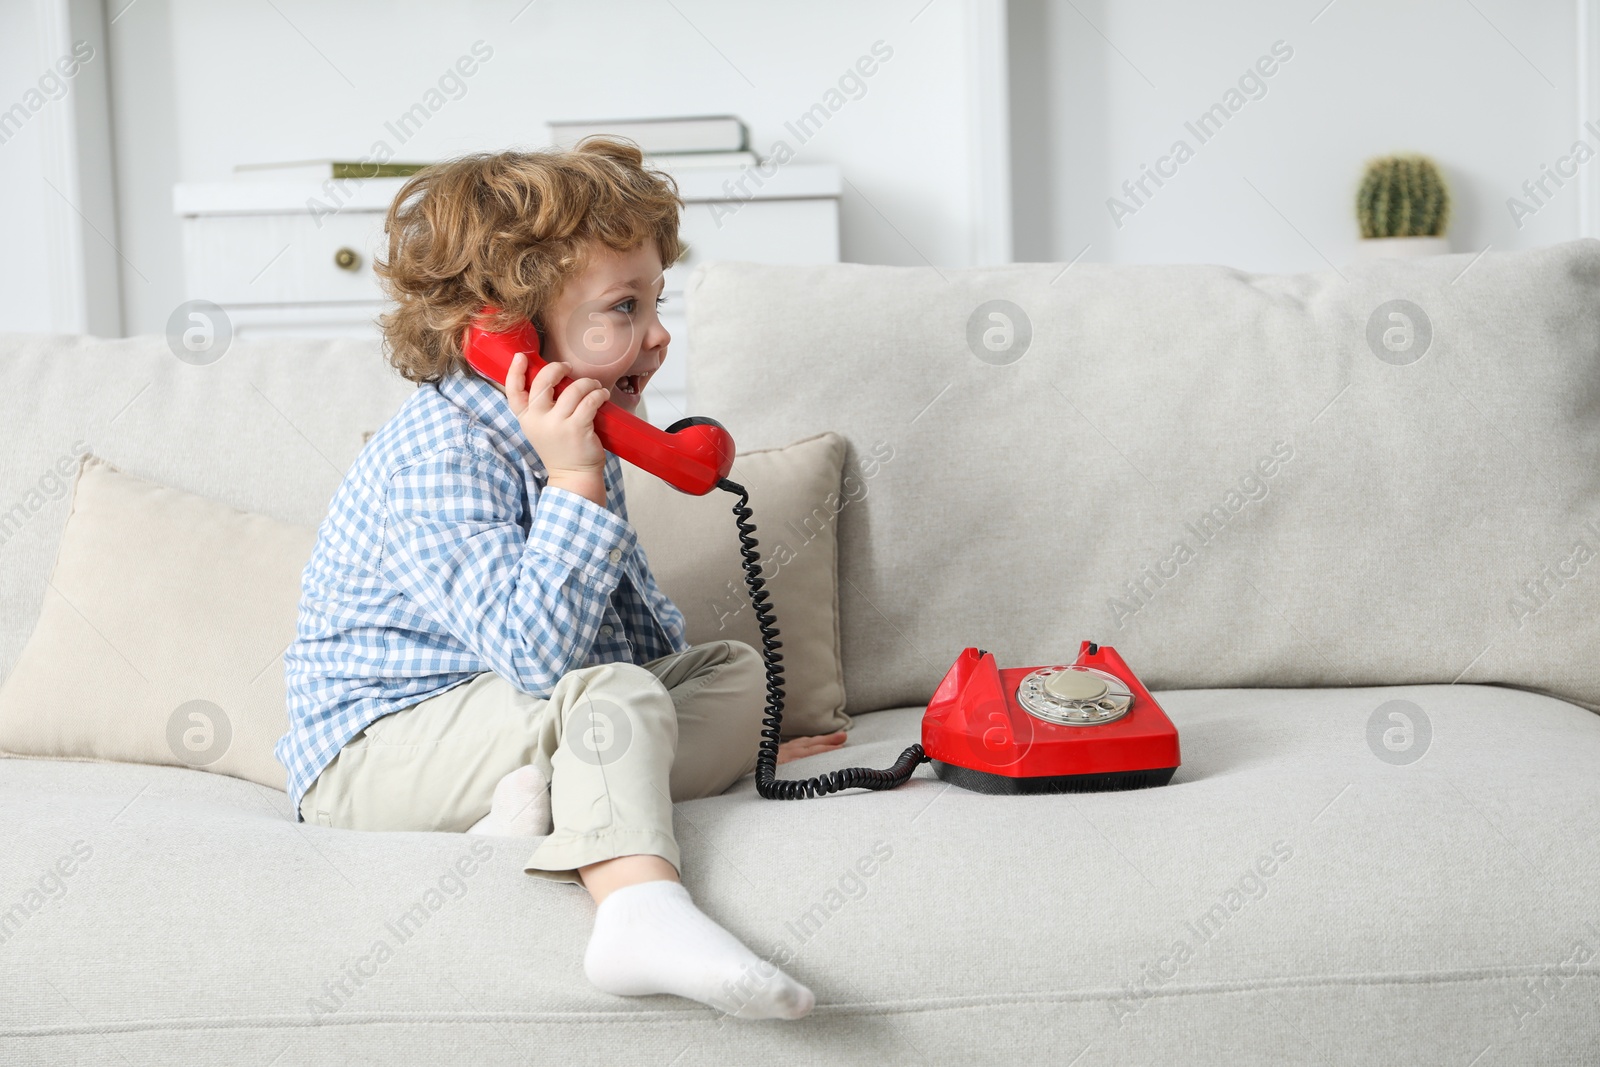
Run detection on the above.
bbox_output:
[684,241,1600,715]
[0,334,415,688]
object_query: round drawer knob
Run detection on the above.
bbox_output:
[333,247,361,271]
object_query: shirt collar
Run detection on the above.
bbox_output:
[436,368,548,483]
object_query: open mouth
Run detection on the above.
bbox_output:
[614,372,649,398]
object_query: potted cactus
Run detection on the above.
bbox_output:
[1355,154,1451,258]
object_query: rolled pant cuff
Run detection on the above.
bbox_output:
[523,828,681,883]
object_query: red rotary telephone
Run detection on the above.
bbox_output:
[922,642,1180,794]
[458,307,1180,799]
[461,306,735,496]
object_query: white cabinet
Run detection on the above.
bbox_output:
[172,164,841,427]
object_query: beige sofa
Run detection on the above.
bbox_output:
[2,241,1598,1065]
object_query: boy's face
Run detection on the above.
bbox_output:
[536,240,670,415]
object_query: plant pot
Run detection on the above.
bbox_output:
[1355,236,1450,259]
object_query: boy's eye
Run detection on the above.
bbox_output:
[612,295,669,314]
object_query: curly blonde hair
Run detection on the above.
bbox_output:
[374,137,685,384]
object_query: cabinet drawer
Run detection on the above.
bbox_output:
[182,212,388,307]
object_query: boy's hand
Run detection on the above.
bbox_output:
[503,353,609,503]
[776,730,847,764]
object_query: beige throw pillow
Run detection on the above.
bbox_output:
[0,454,316,788]
[0,431,853,788]
[622,431,850,737]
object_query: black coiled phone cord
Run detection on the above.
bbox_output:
[717,478,930,799]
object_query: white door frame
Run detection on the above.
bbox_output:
[967,0,1013,265]
[1580,0,1600,236]
[35,0,122,335]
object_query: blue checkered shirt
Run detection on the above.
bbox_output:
[275,368,690,818]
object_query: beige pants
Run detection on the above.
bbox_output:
[298,640,766,883]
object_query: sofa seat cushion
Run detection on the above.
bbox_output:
[2,683,1596,1064]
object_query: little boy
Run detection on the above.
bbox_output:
[274,138,845,1020]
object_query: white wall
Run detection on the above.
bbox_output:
[1010,0,1582,269]
[93,0,999,337]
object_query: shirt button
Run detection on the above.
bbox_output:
[608,548,622,564]
[600,625,614,637]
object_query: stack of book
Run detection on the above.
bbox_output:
[229,115,759,182]
[546,114,757,169]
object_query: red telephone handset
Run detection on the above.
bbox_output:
[461,306,736,496]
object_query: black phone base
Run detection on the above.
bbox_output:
[930,760,1177,796]
[716,478,930,800]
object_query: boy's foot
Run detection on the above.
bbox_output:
[466,764,551,837]
[584,879,815,1020]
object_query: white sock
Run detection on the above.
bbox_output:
[583,879,815,1020]
[466,763,551,837]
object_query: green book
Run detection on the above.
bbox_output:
[232,159,433,182]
